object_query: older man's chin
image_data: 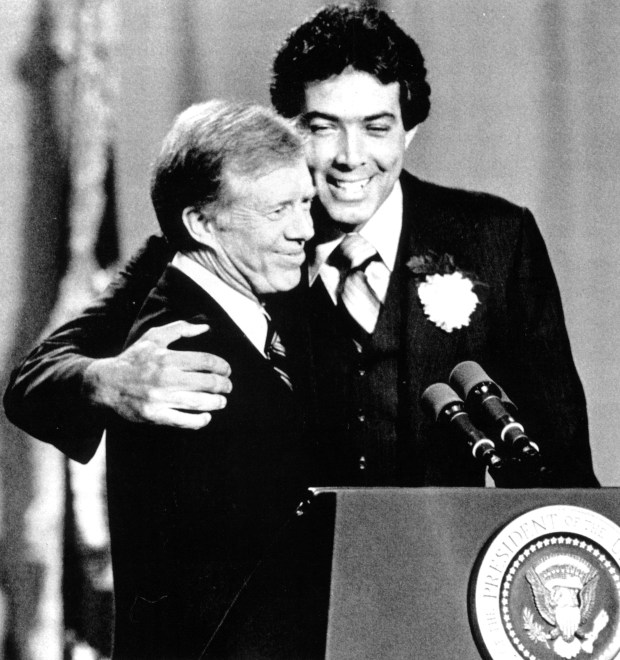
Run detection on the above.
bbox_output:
[272,263,306,294]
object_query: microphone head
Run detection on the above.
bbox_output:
[449,361,494,398]
[421,383,463,421]
[450,361,517,412]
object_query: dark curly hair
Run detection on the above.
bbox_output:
[270,4,431,131]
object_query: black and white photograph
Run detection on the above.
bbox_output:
[0,1,619,658]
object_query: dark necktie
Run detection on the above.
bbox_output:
[332,232,384,335]
[265,319,293,390]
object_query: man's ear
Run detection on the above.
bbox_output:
[181,206,216,248]
[404,125,418,150]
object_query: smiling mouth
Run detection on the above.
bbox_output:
[326,176,372,200]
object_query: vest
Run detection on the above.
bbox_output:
[308,276,406,486]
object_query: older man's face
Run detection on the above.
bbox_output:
[210,157,315,295]
[302,68,413,230]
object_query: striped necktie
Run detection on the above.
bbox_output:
[265,320,293,390]
[333,232,383,335]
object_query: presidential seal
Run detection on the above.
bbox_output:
[471,505,620,660]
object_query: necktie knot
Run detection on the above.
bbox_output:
[331,233,384,336]
[334,232,379,272]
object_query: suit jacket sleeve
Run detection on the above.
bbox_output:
[3,234,172,463]
[499,209,598,485]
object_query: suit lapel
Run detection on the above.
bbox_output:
[376,172,445,345]
[396,174,468,407]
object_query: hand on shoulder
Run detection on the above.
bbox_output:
[83,320,232,429]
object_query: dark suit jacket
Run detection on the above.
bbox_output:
[106,266,323,659]
[4,172,598,486]
[305,171,598,486]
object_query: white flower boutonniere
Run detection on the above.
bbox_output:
[406,252,481,333]
[417,272,479,332]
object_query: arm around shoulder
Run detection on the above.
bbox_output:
[3,234,172,463]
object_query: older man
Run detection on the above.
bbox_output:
[96,100,327,659]
[5,6,598,486]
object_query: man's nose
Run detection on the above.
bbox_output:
[335,128,366,168]
[288,205,314,241]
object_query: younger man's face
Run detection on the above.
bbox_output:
[302,68,414,231]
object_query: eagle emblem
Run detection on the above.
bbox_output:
[524,553,609,658]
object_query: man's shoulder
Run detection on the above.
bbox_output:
[400,170,528,220]
[123,233,173,277]
[125,266,220,346]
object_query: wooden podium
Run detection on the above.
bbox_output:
[322,488,620,660]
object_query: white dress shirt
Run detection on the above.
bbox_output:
[308,181,404,305]
[171,253,269,356]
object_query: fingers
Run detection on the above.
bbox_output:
[146,409,214,431]
[90,321,235,429]
[124,390,226,428]
[145,360,232,394]
[163,350,232,378]
[139,322,232,378]
[140,320,211,349]
[156,391,228,412]
[173,371,232,395]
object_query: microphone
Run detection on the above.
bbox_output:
[449,361,540,460]
[421,383,503,471]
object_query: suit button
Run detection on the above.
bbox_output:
[359,455,366,471]
[358,368,366,377]
[357,411,366,423]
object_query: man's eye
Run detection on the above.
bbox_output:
[267,204,289,219]
[367,124,391,134]
[309,123,335,134]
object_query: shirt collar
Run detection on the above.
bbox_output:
[308,180,403,284]
[171,252,269,355]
